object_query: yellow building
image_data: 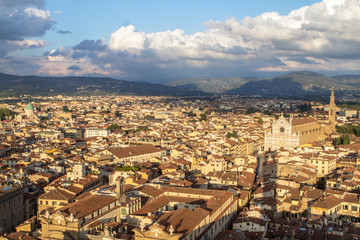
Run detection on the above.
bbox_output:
[310,193,360,222]
[38,188,76,213]
[130,186,238,240]
[306,156,337,177]
[39,177,141,240]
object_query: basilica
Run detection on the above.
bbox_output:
[264,89,337,151]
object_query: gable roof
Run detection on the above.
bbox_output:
[292,116,318,127]
[39,187,75,201]
[110,145,164,159]
[58,194,117,219]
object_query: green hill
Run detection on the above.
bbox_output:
[166,71,358,95]
[226,71,358,96]
[1,71,360,97]
[331,74,360,88]
[0,73,206,97]
[165,77,256,94]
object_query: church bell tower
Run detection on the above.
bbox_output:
[116,176,127,204]
[328,88,336,132]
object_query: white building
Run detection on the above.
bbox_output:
[84,128,111,138]
[264,115,300,151]
[67,164,86,180]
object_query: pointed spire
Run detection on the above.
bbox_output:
[328,88,336,133]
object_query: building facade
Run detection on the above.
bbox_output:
[84,128,111,138]
[0,186,24,234]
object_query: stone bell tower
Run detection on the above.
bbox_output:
[115,176,126,204]
[328,88,336,133]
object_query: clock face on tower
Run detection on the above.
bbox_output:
[280,127,285,132]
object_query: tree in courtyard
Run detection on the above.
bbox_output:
[62,106,70,112]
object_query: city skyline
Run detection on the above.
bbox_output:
[1,0,360,83]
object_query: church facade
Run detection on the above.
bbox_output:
[264,89,337,151]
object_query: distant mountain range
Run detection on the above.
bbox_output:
[165,76,257,94]
[0,73,206,97]
[1,71,360,97]
[167,71,360,96]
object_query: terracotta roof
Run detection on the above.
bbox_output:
[312,196,342,209]
[66,185,83,195]
[303,189,323,199]
[58,194,117,219]
[138,185,164,198]
[214,230,251,240]
[133,195,207,216]
[110,144,165,159]
[156,207,209,235]
[343,193,359,204]
[7,232,36,240]
[292,116,318,127]
[39,187,75,201]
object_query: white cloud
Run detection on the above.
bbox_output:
[108,25,146,53]
[9,39,46,48]
[0,1,54,57]
[23,7,50,18]
[4,0,360,81]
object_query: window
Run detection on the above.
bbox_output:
[352,206,357,212]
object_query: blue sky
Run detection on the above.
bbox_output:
[43,0,320,50]
[1,0,360,82]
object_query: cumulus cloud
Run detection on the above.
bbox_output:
[0,0,54,57]
[57,0,358,81]
[4,0,360,81]
[108,25,146,53]
[74,40,106,51]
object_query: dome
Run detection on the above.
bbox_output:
[25,103,34,110]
